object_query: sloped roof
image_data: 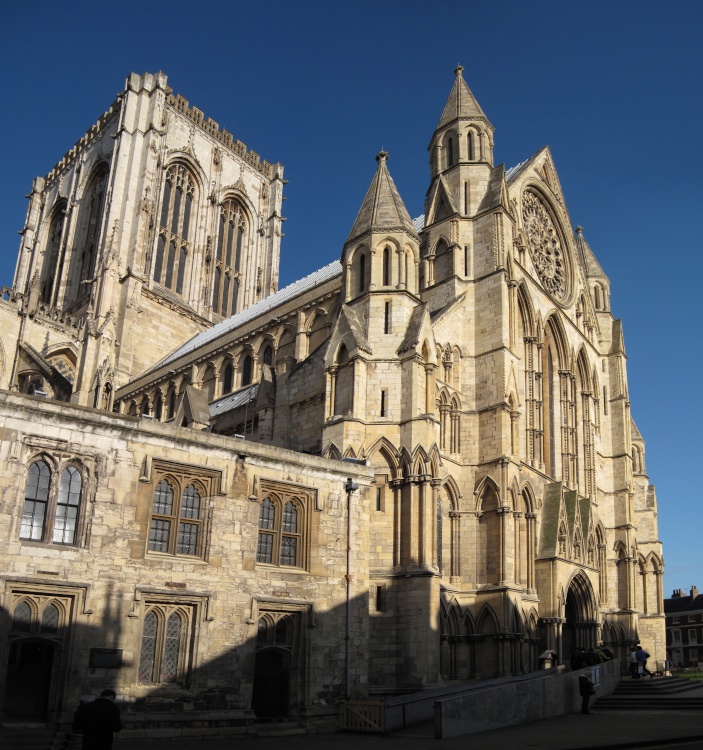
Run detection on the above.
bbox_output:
[436,65,492,131]
[665,593,703,614]
[345,152,418,245]
[144,260,342,375]
[209,383,258,418]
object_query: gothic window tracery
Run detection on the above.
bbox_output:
[41,202,67,305]
[20,459,84,545]
[147,475,207,557]
[155,164,196,296]
[522,190,571,303]
[212,198,245,317]
[138,604,194,684]
[256,491,306,568]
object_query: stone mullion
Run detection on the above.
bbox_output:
[525,513,537,592]
[535,342,544,469]
[496,506,511,586]
[325,366,337,420]
[449,510,460,579]
[391,479,403,568]
[513,510,522,587]
[523,338,535,463]
[559,370,575,485]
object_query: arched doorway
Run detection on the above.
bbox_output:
[251,649,290,719]
[2,639,57,721]
[563,573,597,659]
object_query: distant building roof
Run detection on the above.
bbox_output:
[664,587,703,614]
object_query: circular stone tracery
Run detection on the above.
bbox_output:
[522,191,569,302]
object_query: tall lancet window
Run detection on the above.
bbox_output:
[213,198,245,317]
[154,164,195,296]
[69,163,109,305]
[41,202,67,305]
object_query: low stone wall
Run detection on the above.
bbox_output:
[434,660,620,739]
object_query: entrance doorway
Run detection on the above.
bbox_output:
[2,640,56,721]
[563,573,597,660]
[251,649,290,719]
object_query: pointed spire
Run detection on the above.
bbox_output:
[574,226,609,282]
[436,65,492,131]
[345,152,419,246]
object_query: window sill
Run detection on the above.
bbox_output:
[255,562,309,575]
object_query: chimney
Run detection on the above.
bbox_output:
[672,589,684,598]
[691,586,699,598]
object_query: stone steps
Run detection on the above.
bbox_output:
[0,726,68,750]
[594,677,703,711]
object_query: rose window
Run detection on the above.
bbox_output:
[522,191,568,302]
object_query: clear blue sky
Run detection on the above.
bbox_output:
[1,0,701,598]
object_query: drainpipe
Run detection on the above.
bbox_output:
[343,477,359,700]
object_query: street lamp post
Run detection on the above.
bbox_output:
[343,476,359,700]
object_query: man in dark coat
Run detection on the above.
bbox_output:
[72,689,122,750]
[578,671,596,715]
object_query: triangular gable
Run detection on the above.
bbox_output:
[174,385,211,429]
[477,164,512,216]
[397,304,436,361]
[324,305,372,367]
[426,176,457,225]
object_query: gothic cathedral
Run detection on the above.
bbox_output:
[0,68,664,731]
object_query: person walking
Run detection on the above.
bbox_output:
[635,645,653,679]
[628,646,640,679]
[578,670,596,714]
[72,689,122,750]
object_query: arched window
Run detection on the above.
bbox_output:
[213,198,246,317]
[69,164,109,305]
[20,460,51,540]
[41,203,66,305]
[467,131,474,161]
[261,345,273,366]
[54,466,82,544]
[256,493,305,567]
[241,354,253,387]
[223,363,234,394]
[154,164,195,296]
[41,603,60,634]
[148,477,204,557]
[446,137,454,168]
[383,246,391,286]
[139,606,192,684]
[358,253,366,294]
[12,601,32,632]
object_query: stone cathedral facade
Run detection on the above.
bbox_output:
[0,69,664,731]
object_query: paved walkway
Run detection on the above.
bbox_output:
[124,706,703,750]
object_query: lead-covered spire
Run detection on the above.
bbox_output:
[345,151,418,246]
[436,65,492,131]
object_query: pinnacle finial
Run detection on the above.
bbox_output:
[576,226,584,235]
[454,64,464,78]
[376,151,389,164]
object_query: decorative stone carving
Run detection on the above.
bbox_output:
[522,191,569,302]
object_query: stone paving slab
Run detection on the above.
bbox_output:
[123,710,703,750]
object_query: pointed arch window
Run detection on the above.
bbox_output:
[358,252,366,294]
[20,460,85,546]
[148,476,205,557]
[241,354,253,387]
[467,131,474,161]
[69,163,109,305]
[213,198,246,317]
[139,605,194,684]
[446,137,454,168]
[223,363,234,394]
[383,246,391,286]
[154,164,195,296]
[41,203,67,305]
[256,488,308,568]
[12,601,32,632]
